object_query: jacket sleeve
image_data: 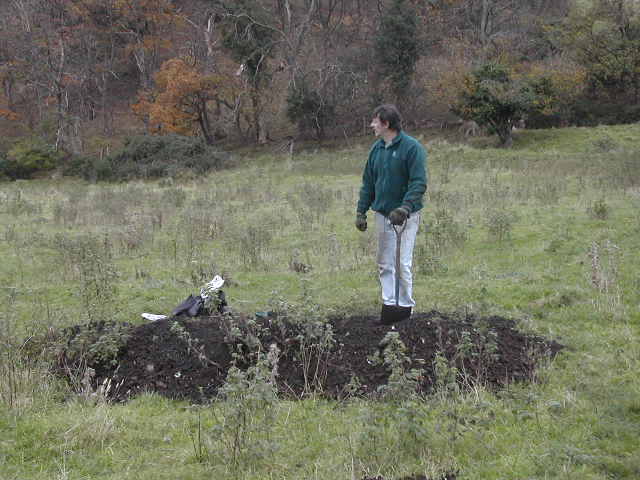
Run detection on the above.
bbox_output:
[357,150,376,214]
[401,143,427,213]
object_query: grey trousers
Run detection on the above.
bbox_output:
[375,211,420,307]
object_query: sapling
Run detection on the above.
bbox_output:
[433,351,459,399]
[233,223,273,271]
[188,408,209,464]
[358,333,430,466]
[219,313,266,365]
[51,233,117,322]
[267,280,336,394]
[473,319,499,381]
[589,198,609,220]
[210,348,280,475]
[375,331,424,401]
[432,351,466,453]
[294,279,335,394]
[484,207,518,243]
[424,207,468,257]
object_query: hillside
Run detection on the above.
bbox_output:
[1,0,640,172]
[1,124,639,479]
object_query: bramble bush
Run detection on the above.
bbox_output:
[0,138,63,180]
[72,134,229,181]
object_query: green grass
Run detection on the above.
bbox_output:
[1,124,640,479]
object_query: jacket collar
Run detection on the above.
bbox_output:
[376,130,404,149]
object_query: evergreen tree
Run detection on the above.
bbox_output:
[219,0,275,89]
[374,0,421,102]
[219,0,276,143]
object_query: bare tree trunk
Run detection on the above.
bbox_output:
[183,12,218,72]
[258,116,268,144]
[70,115,83,154]
[251,89,268,144]
[198,98,214,145]
[480,0,492,47]
[51,36,67,152]
[233,93,245,139]
[2,74,14,110]
[100,72,112,136]
[11,0,31,32]
[203,14,217,72]
[496,121,513,147]
[133,47,151,90]
[276,0,317,87]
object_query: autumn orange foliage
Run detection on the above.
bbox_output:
[0,109,19,121]
[132,58,234,142]
[428,49,587,122]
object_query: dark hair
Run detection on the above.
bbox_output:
[373,104,403,131]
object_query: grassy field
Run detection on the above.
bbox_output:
[1,124,639,479]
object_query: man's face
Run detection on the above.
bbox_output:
[370,116,389,137]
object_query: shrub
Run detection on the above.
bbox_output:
[589,198,610,220]
[484,208,518,242]
[286,78,335,139]
[0,152,7,181]
[78,134,228,181]
[453,63,556,147]
[569,98,640,126]
[0,138,62,180]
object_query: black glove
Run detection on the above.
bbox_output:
[389,206,410,225]
[355,212,367,231]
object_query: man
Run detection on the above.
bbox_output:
[355,104,427,323]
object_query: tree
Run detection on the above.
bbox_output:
[560,0,640,104]
[520,57,586,127]
[219,0,277,143]
[65,0,131,137]
[2,0,124,152]
[286,74,334,139]
[453,63,554,146]
[272,0,319,87]
[0,65,19,123]
[373,0,420,103]
[115,0,180,90]
[25,0,77,152]
[425,0,569,63]
[132,58,229,145]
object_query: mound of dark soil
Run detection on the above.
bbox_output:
[57,310,563,402]
[66,311,562,401]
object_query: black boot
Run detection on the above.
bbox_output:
[378,304,412,325]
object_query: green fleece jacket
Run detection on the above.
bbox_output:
[357,131,427,216]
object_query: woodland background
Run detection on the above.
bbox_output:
[2,2,640,478]
[0,0,639,178]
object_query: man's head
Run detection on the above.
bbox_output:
[371,104,403,136]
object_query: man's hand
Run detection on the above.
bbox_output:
[355,212,367,231]
[389,206,410,225]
